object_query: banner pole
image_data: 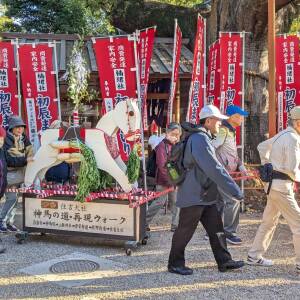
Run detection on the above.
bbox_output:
[133,32,148,192]
[52,40,62,121]
[168,19,177,125]
[15,38,22,117]
[203,17,207,106]
[241,31,246,203]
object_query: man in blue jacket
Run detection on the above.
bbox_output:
[168,105,244,275]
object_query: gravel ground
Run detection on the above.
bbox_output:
[0,200,300,300]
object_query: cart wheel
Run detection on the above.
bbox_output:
[15,232,28,244]
[40,232,46,236]
[141,238,148,245]
[125,248,132,256]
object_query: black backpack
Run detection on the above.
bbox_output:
[165,122,200,185]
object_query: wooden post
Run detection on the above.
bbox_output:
[175,79,181,123]
[268,0,276,138]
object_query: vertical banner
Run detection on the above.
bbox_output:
[93,35,138,161]
[219,33,243,113]
[276,34,300,132]
[167,19,182,125]
[186,14,206,124]
[0,41,19,128]
[137,27,156,130]
[207,40,221,107]
[219,33,244,144]
[18,43,59,145]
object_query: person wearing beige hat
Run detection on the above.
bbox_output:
[247,106,300,274]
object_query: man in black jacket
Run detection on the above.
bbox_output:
[168,105,244,275]
[0,116,33,232]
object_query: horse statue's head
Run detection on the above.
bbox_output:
[113,98,141,141]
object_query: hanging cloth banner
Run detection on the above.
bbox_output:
[92,35,138,161]
[137,27,156,130]
[18,43,59,145]
[276,34,300,132]
[219,33,244,145]
[207,40,221,107]
[0,41,19,128]
[167,19,182,125]
[219,33,243,113]
[186,14,206,124]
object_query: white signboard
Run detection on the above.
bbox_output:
[25,198,135,236]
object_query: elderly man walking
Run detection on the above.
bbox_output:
[168,105,244,275]
[247,106,300,274]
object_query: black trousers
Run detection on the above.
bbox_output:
[168,204,232,268]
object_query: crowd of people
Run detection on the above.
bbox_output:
[146,104,300,275]
[0,104,299,277]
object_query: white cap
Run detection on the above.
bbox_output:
[199,105,229,120]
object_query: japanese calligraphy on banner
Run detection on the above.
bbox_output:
[0,42,19,128]
[167,20,182,125]
[186,14,206,124]
[219,33,243,114]
[207,40,221,107]
[276,35,300,132]
[24,198,135,236]
[92,35,138,161]
[18,44,59,144]
[137,27,156,130]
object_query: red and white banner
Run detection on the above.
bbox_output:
[219,33,243,114]
[18,43,59,144]
[207,40,221,108]
[0,42,19,128]
[167,20,182,125]
[276,34,300,131]
[93,35,138,161]
[137,27,156,130]
[186,14,206,124]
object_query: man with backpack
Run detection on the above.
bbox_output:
[247,106,300,273]
[168,105,244,275]
[212,105,249,245]
[146,122,181,232]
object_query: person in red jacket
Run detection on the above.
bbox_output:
[146,122,182,232]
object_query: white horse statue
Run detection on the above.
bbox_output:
[24,98,141,193]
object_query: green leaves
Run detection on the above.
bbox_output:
[75,140,114,202]
[126,144,141,184]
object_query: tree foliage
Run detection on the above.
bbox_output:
[148,0,203,8]
[290,16,300,34]
[3,0,114,34]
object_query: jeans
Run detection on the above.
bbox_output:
[168,204,232,268]
[0,169,24,225]
[146,185,179,227]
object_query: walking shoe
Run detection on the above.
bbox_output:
[168,265,193,275]
[170,225,177,232]
[246,256,274,266]
[0,223,7,233]
[226,236,242,245]
[218,260,245,272]
[6,224,20,232]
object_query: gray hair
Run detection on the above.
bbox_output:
[166,122,182,133]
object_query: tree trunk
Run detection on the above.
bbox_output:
[207,0,300,163]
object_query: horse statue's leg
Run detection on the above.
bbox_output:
[24,144,59,186]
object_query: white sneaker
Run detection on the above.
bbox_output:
[246,256,274,266]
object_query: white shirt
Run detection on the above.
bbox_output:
[257,127,300,193]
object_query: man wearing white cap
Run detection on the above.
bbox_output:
[168,105,244,275]
[247,106,300,274]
